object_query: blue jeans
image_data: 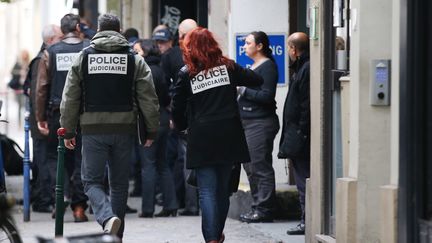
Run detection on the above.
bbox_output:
[140,126,177,213]
[81,134,134,239]
[196,164,232,242]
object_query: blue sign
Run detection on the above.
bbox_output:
[235,33,287,85]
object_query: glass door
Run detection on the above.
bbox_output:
[323,0,350,236]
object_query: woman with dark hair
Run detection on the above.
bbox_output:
[237,31,280,223]
[133,39,178,218]
[171,27,263,243]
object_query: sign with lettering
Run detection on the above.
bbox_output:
[56,53,79,71]
[88,54,128,74]
[190,65,230,94]
[235,33,287,85]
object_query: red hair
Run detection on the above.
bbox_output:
[181,27,234,76]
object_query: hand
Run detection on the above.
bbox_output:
[64,137,76,150]
[169,119,174,129]
[144,139,154,147]
[37,121,49,136]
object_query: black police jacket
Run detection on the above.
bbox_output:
[172,63,263,169]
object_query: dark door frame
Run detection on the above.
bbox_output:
[398,0,432,242]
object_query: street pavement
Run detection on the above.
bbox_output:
[10,196,305,243]
[3,98,305,243]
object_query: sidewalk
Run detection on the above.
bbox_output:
[10,196,305,243]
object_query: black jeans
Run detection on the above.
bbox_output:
[31,137,52,208]
[291,150,310,223]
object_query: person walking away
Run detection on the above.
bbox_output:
[237,31,280,223]
[22,24,63,213]
[60,13,159,239]
[35,13,90,222]
[277,32,310,235]
[172,27,264,243]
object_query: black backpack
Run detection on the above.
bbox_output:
[0,134,23,175]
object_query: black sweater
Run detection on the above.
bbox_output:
[237,59,278,119]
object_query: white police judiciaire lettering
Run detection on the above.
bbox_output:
[56,53,79,71]
[88,54,128,74]
[191,65,230,94]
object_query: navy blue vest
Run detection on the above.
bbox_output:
[48,40,90,106]
[81,46,135,112]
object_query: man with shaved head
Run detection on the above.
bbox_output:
[278,32,310,235]
[162,18,199,217]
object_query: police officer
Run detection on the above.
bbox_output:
[60,13,159,239]
[23,24,63,213]
[35,13,89,222]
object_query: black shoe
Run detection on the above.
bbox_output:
[154,209,177,217]
[178,209,199,216]
[33,205,53,213]
[138,212,153,218]
[287,223,305,235]
[239,211,273,223]
[126,205,138,214]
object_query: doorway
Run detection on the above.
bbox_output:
[399,0,432,242]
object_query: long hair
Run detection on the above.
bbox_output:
[181,27,234,76]
[249,31,276,63]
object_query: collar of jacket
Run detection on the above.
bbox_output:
[62,32,82,44]
[289,51,310,72]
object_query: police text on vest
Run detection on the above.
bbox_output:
[88,54,128,74]
[191,65,230,94]
[56,53,79,71]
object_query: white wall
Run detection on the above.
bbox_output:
[228,0,290,184]
[349,0,392,241]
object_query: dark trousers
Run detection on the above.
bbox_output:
[31,137,51,208]
[140,126,178,213]
[242,116,279,216]
[167,130,199,212]
[292,151,310,224]
[46,110,87,210]
[178,137,199,212]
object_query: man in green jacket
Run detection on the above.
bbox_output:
[60,13,159,239]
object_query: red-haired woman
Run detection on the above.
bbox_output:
[171,27,263,243]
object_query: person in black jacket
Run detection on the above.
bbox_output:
[172,27,263,243]
[133,39,178,217]
[278,32,310,235]
[161,19,200,216]
[237,31,280,223]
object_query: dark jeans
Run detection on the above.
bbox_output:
[292,151,310,223]
[81,134,134,239]
[167,130,199,212]
[47,111,87,210]
[140,126,177,213]
[196,164,232,242]
[242,116,279,216]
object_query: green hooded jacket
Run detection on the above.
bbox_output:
[60,31,159,139]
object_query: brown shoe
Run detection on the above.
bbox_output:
[73,206,89,223]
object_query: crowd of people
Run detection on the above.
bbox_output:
[16,11,310,243]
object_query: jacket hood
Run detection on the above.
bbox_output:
[90,30,130,52]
